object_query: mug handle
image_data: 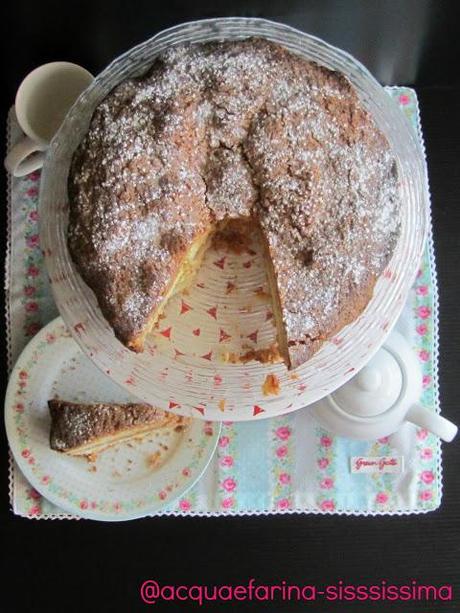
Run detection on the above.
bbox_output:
[5,135,46,177]
[406,403,458,442]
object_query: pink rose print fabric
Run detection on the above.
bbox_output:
[271,417,294,511]
[6,90,442,519]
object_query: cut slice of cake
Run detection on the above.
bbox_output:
[48,399,188,456]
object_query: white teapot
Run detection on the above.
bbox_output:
[309,330,457,442]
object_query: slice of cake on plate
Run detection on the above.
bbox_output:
[48,399,188,457]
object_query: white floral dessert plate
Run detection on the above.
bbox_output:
[5,317,220,521]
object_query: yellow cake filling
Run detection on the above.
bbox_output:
[127,227,214,351]
[64,419,185,457]
[64,423,168,456]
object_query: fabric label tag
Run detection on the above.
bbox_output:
[351,456,404,474]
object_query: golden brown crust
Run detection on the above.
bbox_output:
[68,38,400,368]
[48,399,186,455]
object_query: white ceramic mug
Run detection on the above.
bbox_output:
[5,62,93,177]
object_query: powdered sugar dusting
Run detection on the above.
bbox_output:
[48,400,183,451]
[68,38,400,364]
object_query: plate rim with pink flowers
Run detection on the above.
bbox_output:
[5,316,221,521]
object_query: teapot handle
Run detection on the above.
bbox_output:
[406,403,457,442]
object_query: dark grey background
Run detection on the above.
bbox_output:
[1,1,459,612]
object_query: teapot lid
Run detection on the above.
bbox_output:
[332,347,403,417]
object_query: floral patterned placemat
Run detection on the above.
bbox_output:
[5,87,442,519]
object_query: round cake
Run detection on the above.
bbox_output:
[68,38,400,369]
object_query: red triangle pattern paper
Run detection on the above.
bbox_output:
[73,322,86,335]
[180,300,192,315]
[253,405,265,416]
[160,326,172,339]
[213,374,223,387]
[130,221,293,420]
[213,256,226,269]
[219,329,232,343]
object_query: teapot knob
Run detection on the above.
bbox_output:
[355,367,382,392]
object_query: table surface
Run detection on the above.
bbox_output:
[1,2,460,612]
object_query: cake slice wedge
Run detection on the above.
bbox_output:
[48,399,188,456]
